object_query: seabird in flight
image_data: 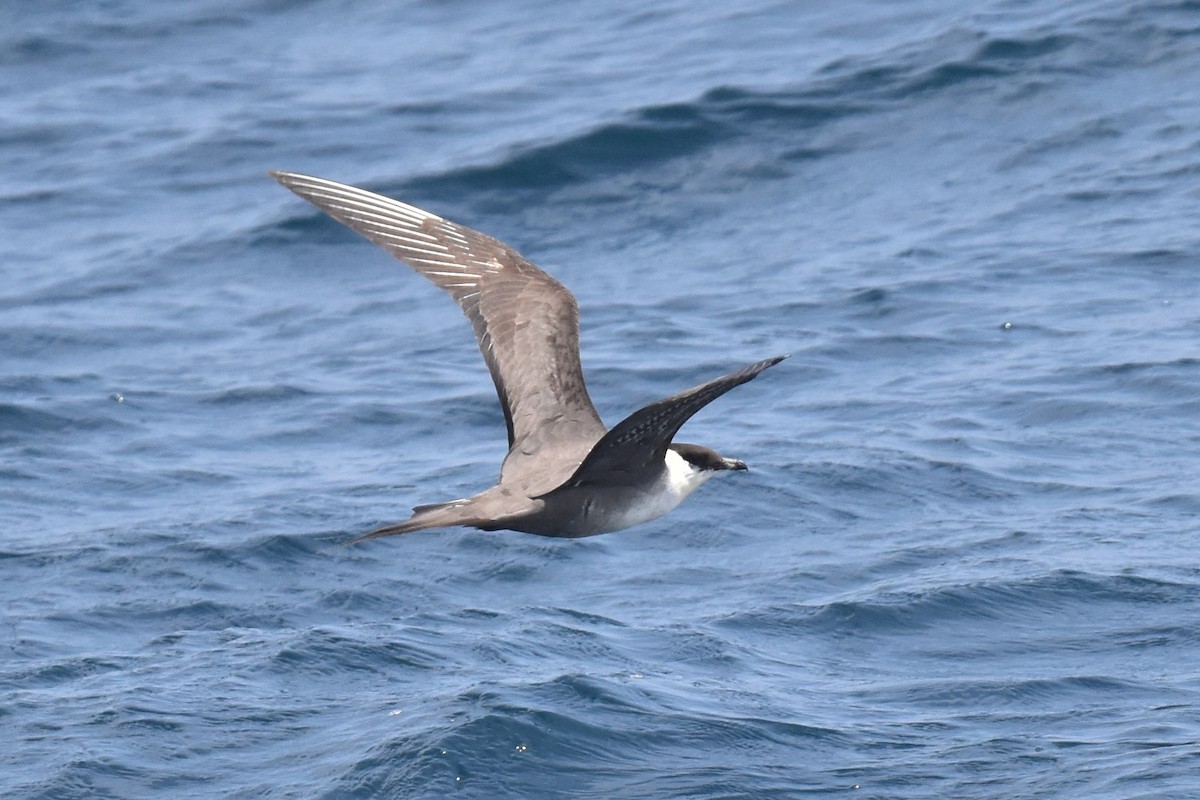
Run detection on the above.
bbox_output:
[271,171,785,540]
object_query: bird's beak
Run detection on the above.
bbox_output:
[723,458,748,471]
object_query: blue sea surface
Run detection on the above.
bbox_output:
[3,1,1200,797]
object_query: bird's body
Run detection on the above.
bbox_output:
[271,171,784,541]
[529,447,718,537]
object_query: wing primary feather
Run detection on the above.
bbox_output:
[271,170,608,489]
[553,355,788,490]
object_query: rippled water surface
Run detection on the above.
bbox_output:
[4,1,1200,797]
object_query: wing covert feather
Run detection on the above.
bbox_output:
[555,355,787,490]
[271,171,607,484]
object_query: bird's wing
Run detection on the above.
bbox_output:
[547,355,787,490]
[271,172,607,483]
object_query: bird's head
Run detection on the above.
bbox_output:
[669,442,748,473]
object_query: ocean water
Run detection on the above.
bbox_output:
[3,0,1200,797]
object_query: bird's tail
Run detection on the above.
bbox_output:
[351,500,481,543]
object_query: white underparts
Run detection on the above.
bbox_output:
[608,448,716,530]
[663,447,715,498]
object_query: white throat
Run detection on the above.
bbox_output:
[663,447,715,499]
[608,449,713,530]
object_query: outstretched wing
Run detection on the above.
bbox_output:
[552,355,787,490]
[271,172,607,483]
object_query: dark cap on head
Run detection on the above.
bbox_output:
[671,442,748,471]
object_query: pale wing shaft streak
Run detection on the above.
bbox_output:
[271,172,606,491]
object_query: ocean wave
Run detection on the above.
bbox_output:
[7,2,1200,798]
[242,21,1126,221]
[335,671,846,798]
[714,569,1198,640]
